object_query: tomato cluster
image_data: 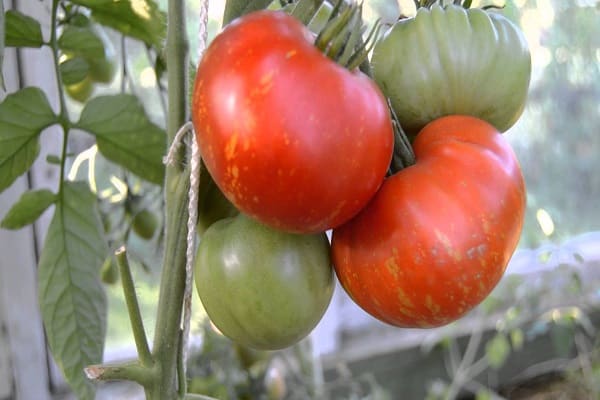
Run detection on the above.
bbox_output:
[191,2,530,349]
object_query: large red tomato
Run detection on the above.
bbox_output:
[332,115,526,328]
[191,11,393,233]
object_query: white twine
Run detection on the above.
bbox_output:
[162,122,192,166]
[181,0,210,381]
[181,132,200,368]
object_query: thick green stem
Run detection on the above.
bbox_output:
[49,0,71,195]
[115,247,153,367]
[149,0,190,396]
[177,328,187,398]
[85,361,152,387]
[150,173,190,399]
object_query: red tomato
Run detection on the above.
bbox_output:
[331,115,526,328]
[191,11,393,233]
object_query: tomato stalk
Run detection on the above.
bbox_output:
[49,0,72,197]
[388,102,415,173]
[150,0,191,396]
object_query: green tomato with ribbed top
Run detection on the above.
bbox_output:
[372,4,531,136]
[194,213,334,350]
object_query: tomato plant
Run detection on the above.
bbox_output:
[372,4,531,136]
[195,213,334,350]
[192,10,393,234]
[332,115,526,328]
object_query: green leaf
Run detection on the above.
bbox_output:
[58,25,105,59]
[1,189,56,229]
[0,87,57,193]
[69,0,166,48]
[60,56,90,85]
[485,332,511,370]
[5,10,44,48]
[38,181,107,400]
[76,94,166,185]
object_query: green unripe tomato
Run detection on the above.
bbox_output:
[132,209,158,240]
[65,76,94,103]
[87,26,117,84]
[194,214,334,350]
[372,4,531,136]
[100,256,119,285]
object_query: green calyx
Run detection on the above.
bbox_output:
[288,0,381,70]
[414,0,502,10]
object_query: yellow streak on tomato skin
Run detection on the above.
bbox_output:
[242,137,250,151]
[249,70,274,97]
[260,71,274,85]
[285,49,297,59]
[225,164,241,202]
[225,134,238,161]
[385,257,399,280]
[434,229,463,263]
[478,281,486,293]
[425,295,441,315]
[397,287,415,311]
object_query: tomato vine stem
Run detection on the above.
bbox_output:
[149,0,191,395]
[49,0,71,197]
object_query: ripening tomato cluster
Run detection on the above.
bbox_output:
[191,4,530,350]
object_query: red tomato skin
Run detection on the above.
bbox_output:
[192,11,393,233]
[331,115,526,328]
